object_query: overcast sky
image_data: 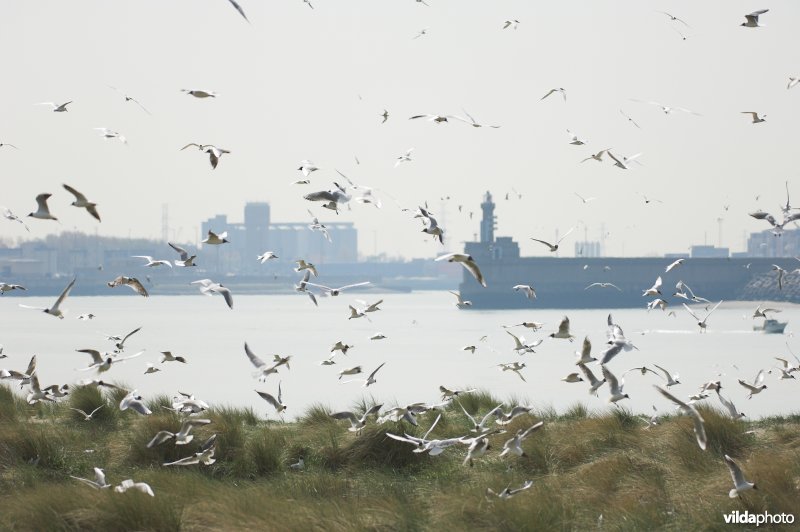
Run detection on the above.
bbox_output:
[1,1,798,259]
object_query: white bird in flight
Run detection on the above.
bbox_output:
[741,111,766,124]
[94,128,127,144]
[607,151,642,170]
[63,184,101,222]
[37,101,72,112]
[566,129,586,145]
[724,455,757,498]
[256,382,287,415]
[740,9,768,28]
[19,277,75,319]
[27,193,59,222]
[181,89,217,98]
[683,300,722,332]
[192,279,233,309]
[395,147,414,168]
[244,342,279,381]
[530,227,574,252]
[3,207,30,231]
[181,143,230,169]
[132,255,172,268]
[654,385,706,450]
[435,253,486,287]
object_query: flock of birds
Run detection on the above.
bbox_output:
[0,3,796,506]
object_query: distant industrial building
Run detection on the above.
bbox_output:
[200,202,357,273]
[746,228,800,258]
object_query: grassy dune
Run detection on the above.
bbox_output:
[1,384,799,531]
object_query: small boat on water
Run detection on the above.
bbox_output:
[753,319,788,334]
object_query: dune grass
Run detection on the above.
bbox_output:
[1,384,799,531]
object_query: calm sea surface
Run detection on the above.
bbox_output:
[1,292,797,419]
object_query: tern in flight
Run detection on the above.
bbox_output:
[435,253,486,287]
[63,184,101,222]
[741,9,768,28]
[27,193,59,222]
[19,277,75,319]
[530,227,574,252]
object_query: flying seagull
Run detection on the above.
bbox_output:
[244,342,280,381]
[107,276,148,297]
[93,128,127,144]
[108,86,151,114]
[19,277,75,319]
[741,111,766,124]
[181,89,217,98]
[181,143,230,169]
[435,253,486,287]
[530,227,574,252]
[256,382,287,414]
[62,185,101,222]
[607,151,642,170]
[3,207,30,231]
[657,11,690,27]
[192,279,233,309]
[132,256,172,268]
[741,9,768,28]
[724,455,757,498]
[654,385,706,450]
[37,101,72,112]
[27,193,58,222]
[168,242,197,267]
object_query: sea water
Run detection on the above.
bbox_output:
[1,292,796,419]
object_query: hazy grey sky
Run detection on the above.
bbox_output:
[2,1,798,259]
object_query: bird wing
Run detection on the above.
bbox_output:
[53,277,76,310]
[147,431,176,448]
[705,300,723,319]
[520,421,544,440]
[422,413,442,441]
[753,369,765,386]
[255,390,281,410]
[330,412,358,424]
[724,455,747,487]
[368,362,386,380]
[682,303,700,321]
[601,366,621,394]
[62,184,87,203]
[180,143,202,151]
[556,227,575,245]
[216,286,234,309]
[227,0,249,22]
[85,204,101,222]
[461,260,486,287]
[606,151,624,166]
[458,401,478,426]
[530,238,555,249]
[337,281,371,291]
[163,455,200,466]
[540,89,556,100]
[558,316,570,335]
[434,252,458,262]
[653,364,672,382]
[120,327,142,344]
[506,331,524,350]
[578,363,600,385]
[738,380,757,393]
[168,243,190,261]
[244,342,267,369]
